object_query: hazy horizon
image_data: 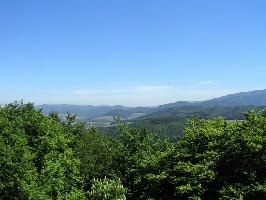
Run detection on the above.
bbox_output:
[1,88,264,107]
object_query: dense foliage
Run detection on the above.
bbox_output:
[1,102,266,199]
[0,102,84,199]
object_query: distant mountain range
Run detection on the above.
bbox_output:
[36,89,266,122]
[36,104,132,120]
[156,89,266,108]
[200,89,266,107]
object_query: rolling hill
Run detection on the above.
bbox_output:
[36,89,266,124]
[200,89,266,107]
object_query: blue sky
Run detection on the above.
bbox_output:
[0,0,266,106]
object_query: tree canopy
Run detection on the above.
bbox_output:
[0,102,265,199]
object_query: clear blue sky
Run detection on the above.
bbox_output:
[0,0,266,106]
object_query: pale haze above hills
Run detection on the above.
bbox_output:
[37,89,266,121]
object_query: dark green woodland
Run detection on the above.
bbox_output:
[1,102,266,199]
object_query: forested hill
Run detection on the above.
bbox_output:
[158,89,266,108]
[138,105,263,120]
[101,105,265,141]
[200,89,266,107]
